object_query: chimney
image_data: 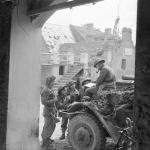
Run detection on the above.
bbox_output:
[104,28,112,41]
[122,27,132,41]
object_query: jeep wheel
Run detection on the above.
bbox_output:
[68,114,106,150]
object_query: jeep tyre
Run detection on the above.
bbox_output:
[68,114,106,150]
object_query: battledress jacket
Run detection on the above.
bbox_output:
[56,93,79,110]
[41,87,56,116]
[56,95,67,110]
[96,65,116,89]
[69,88,80,103]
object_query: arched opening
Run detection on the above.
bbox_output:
[2,0,138,149]
[39,0,137,149]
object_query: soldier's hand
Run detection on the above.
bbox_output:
[67,95,70,99]
[53,98,58,103]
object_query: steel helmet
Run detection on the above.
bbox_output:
[93,58,105,68]
[58,85,67,95]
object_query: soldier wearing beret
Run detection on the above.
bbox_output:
[41,75,59,150]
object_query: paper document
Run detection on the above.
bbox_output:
[85,83,96,88]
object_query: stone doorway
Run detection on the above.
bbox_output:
[59,65,65,75]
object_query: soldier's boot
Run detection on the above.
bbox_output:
[42,138,49,150]
[59,133,65,140]
[42,138,54,150]
[59,129,66,140]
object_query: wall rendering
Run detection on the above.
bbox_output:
[7,2,43,150]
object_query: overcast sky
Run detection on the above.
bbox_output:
[46,0,137,44]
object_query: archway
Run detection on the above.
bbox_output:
[1,0,148,149]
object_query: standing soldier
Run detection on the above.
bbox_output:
[56,85,69,140]
[41,75,59,150]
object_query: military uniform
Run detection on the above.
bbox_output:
[96,65,116,89]
[79,78,92,98]
[41,87,57,139]
[85,62,116,97]
[41,76,58,150]
[66,80,80,102]
[68,88,80,102]
[56,83,80,140]
[56,86,69,140]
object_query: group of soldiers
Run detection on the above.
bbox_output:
[40,76,88,150]
[40,58,116,150]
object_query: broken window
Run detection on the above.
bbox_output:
[121,59,126,70]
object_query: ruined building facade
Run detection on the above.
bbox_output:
[41,23,135,83]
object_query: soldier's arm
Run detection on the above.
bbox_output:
[55,97,64,110]
[96,68,108,87]
[63,96,71,105]
[69,92,76,103]
[55,102,63,110]
[41,90,57,107]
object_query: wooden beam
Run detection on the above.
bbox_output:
[134,0,150,149]
[27,0,103,16]
[0,1,13,149]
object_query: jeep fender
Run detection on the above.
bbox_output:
[68,102,122,144]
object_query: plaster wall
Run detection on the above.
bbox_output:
[6,3,43,150]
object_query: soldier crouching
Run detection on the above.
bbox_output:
[41,75,59,150]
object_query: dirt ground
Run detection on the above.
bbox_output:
[39,103,115,150]
[50,121,115,150]
[52,138,115,150]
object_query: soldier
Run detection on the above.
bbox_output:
[79,78,92,99]
[85,58,116,97]
[67,80,80,103]
[82,78,92,87]
[56,85,69,140]
[41,75,59,150]
[75,77,82,91]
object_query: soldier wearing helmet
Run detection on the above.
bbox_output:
[41,75,59,150]
[85,58,116,97]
